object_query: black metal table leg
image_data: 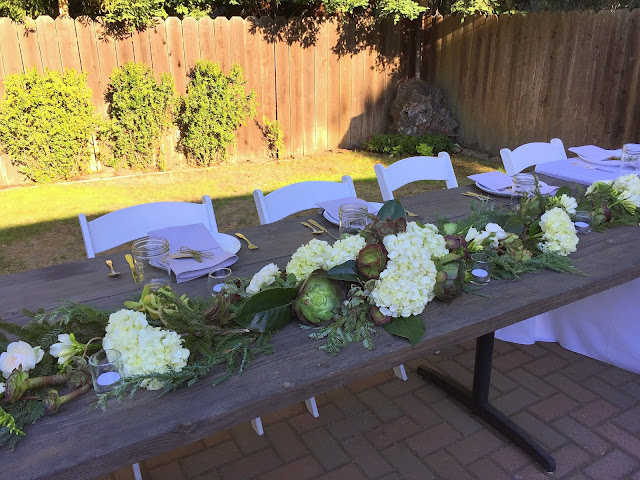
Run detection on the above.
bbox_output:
[417,332,556,473]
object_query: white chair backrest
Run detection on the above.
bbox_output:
[78,195,218,258]
[253,176,357,224]
[500,138,567,176]
[374,152,458,201]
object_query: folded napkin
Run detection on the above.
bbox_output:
[467,171,513,191]
[468,171,559,195]
[535,159,619,186]
[568,145,623,163]
[148,223,238,283]
[316,197,379,220]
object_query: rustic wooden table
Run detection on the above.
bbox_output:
[1,184,639,479]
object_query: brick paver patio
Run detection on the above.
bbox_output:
[99,339,640,480]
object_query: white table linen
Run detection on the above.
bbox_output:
[497,160,639,375]
[535,159,619,185]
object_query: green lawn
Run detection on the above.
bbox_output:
[0,151,499,275]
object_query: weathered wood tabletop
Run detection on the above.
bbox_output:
[1,183,639,480]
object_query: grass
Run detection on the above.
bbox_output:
[0,150,499,276]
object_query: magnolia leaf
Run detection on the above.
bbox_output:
[234,287,298,332]
[503,216,524,235]
[327,260,363,282]
[554,186,572,198]
[383,315,425,346]
[377,200,406,221]
[529,219,542,237]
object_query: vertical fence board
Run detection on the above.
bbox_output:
[37,16,61,71]
[302,42,316,155]
[132,27,152,67]
[511,14,538,146]
[114,33,134,66]
[214,17,231,74]
[274,17,292,154]
[148,20,170,79]
[258,17,276,158]
[182,17,200,75]
[166,17,186,95]
[17,19,43,73]
[327,19,341,149]
[288,19,305,156]
[362,45,375,140]
[466,16,488,147]
[350,46,364,146]
[0,19,23,76]
[198,17,215,63]
[56,17,81,71]
[455,17,475,142]
[244,18,263,160]
[314,21,329,152]
[94,19,118,87]
[230,16,248,161]
[75,18,104,112]
[475,16,497,148]
[338,22,353,148]
[622,10,640,143]
[372,22,387,134]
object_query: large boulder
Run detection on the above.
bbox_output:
[389,78,458,137]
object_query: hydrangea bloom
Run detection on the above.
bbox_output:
[103,309,190,390]
[286,238,332,281]
[549,194,578,215]
[326,234,366,270]
[247,263,280,294]
[613,174,640,207]
[537,207,578,256]
[370,222,446,317]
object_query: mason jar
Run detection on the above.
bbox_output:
[619,144,640,176]
[511,173,537,211]
[132,237,171,290]
[339,204,368,237]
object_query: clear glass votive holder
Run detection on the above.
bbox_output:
[132,237,171,290]
[339,203,368,237]
[619,144,640,176]
[208,267,232,296]
[470,253,493,285]
[510,173,537,212]
[574,211,592,234]
[88,349,122,395]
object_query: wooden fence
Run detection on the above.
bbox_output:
[0,16,412,185]
[421,11,640,154]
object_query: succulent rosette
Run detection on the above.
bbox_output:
[293,271,346,324]
[356,244,388,279]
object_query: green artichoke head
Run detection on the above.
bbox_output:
[356,244,388,279]
[293,270,346,325]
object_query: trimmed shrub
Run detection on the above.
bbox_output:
[177,61,256,166]
[0,68,97,183]
[262,116,285,159]
[364,133,454,157]
[104,62,176,171]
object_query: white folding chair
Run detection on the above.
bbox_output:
[253,175,357,224]
[500,138,567,176]
[78,196,218,258]
[374,152,458,201]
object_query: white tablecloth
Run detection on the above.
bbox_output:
[497,160,640,375]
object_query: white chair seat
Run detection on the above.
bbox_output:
[374,153,458,201]
[500,138,567,176]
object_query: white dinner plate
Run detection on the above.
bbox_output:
[214,232,241,254]
[576,155,621,167]
[323,202,384,225]
[475,181,550,197]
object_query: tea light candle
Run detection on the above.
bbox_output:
[212,283,226,293]
[97,371,121,386]
[574,221,590,233]
[471,268,489,283]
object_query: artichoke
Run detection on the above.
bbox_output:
[293,270,345,324]
[433,253,465,302]
[357,244,388,279]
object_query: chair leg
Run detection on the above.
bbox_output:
[393,364,408,381]
[251,417,264,436]
[131,462,142,480]
[305,397,319,418]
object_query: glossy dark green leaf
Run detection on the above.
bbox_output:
[383,315,425,346]
[554,186,572,198]
[503,216,524,235]
[327,260,363,282]
[529,219,542,237]
[376,200,406,221]
[234,287,298,332]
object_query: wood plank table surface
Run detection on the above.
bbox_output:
[1,182,639,480]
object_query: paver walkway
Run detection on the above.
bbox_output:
[99,339,640,480]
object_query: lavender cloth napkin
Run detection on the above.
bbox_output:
[568,145,622,164]
[147,223,238,283]
[468,171,559,195]
[316,197,379,220]
[535,159,619,185]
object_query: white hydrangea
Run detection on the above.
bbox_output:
[613,174,640,207]
[549,194,578,215]
[103,309,190,390]
[586,179,613,195]
[537,207,578,257]
[286,238,332,281]
[247,263,280,294]
[326,234,366,270]
[370,222,446,318]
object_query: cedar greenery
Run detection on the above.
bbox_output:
[177,61,256,166]
[0,68,98,182]
[104,63,176,171]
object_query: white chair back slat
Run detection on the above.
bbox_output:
[78,196,218,258]
[374,152,458,201]
[253,175,356,225]
[500,138,567,176]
